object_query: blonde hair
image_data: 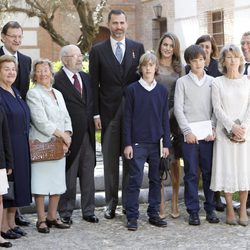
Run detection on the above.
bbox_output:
[137,51,159,76]
[218,44,244,74]
[0,55,17,70]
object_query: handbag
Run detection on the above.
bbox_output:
[159,157,172,181]
[29,137,64,162]
[3,181,15,201]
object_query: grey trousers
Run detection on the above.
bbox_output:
[102,103,129,210]
[58,133,95,218]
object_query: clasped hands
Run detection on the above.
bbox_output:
[231,124,246,141]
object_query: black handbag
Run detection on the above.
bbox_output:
[3,181,15,201]
[159,157,172,181]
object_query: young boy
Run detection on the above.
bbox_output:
[174,45,219,225]
[123,51,171,231]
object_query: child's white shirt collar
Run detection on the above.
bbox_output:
[188,70,207,87]
[139,77,157,91]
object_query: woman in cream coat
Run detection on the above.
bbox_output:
[26,59,72,233]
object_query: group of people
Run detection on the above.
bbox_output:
[0,6,249,247]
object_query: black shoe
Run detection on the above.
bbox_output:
[1,229,22,239]
[83,215,99,223]
[104,208,115,219]
[148,217,167,227]
[11,226,27,236]
[127,219,138,231]
[214,192,225,212]
[0,241,12,248]
[60,217,73,225]
[15,215,30,227]
[247,195,250,209]
[189,213,200,226]
[46,218,70,229]
[36,221,50,234]
[206,211,220,223]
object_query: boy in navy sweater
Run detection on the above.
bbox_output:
[174,45,219,225]
[123,51,171,231]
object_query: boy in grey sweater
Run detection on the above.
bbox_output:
[174,45,218,225]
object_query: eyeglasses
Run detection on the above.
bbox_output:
[63,54,84,58]
[5,34,23,40]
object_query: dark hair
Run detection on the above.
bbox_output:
[1,21,23,35]
[108,9,127,23]
[156,32,182,74]
[195,34,218,58]
[184,45,206,64]
[242,31,250,38]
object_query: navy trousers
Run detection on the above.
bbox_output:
[126,143,161,220]
[182,140,215,214]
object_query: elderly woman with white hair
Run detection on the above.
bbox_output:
[210,44,250,226]
[26,59,72,233]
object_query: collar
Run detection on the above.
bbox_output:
[110,37,125,47]
[188,70,207,86]
[139,77,157,91]
[2,46,18,60]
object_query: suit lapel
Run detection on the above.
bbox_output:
[60,70,83,103]
[123,39,135,78]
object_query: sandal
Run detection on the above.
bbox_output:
[36,221,50,234]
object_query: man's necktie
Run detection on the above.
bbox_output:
[72,74,82,94]
[244,63,250,75]
[115,42,123,64]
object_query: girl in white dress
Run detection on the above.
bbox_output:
[0,106,13,247]
[211,44,250,226]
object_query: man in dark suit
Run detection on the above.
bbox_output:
[0,21,32,226]
[54,44,98,224]
[0,21,31,99]
[89,9,145,219]
[241,31,250,209]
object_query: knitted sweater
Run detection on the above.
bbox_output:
[124,81,171,147]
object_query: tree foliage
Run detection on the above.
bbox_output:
[0,0,107,53]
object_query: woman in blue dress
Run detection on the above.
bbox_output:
[0,55,31,239]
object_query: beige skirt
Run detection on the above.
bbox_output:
[0,169,8,195]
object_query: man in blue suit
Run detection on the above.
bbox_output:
[0,21,31,99]
[0,21,32,226]
[89,9,145,219]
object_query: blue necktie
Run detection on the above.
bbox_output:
[115,42,123,64]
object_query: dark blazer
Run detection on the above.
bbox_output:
[0,106,13,170]
[54,69,95,169]
[0,47,32,99]
[89,38,145,133]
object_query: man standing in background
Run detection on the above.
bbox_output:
[89,9,145,219]
[0,21,32,226]
[0,21,31,99]
[241,31,250,209]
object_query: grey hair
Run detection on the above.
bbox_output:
[30,59,54,84]
[60,44,80,64]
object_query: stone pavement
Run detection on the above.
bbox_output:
[13,143,250,249]
[9,200,250,250]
